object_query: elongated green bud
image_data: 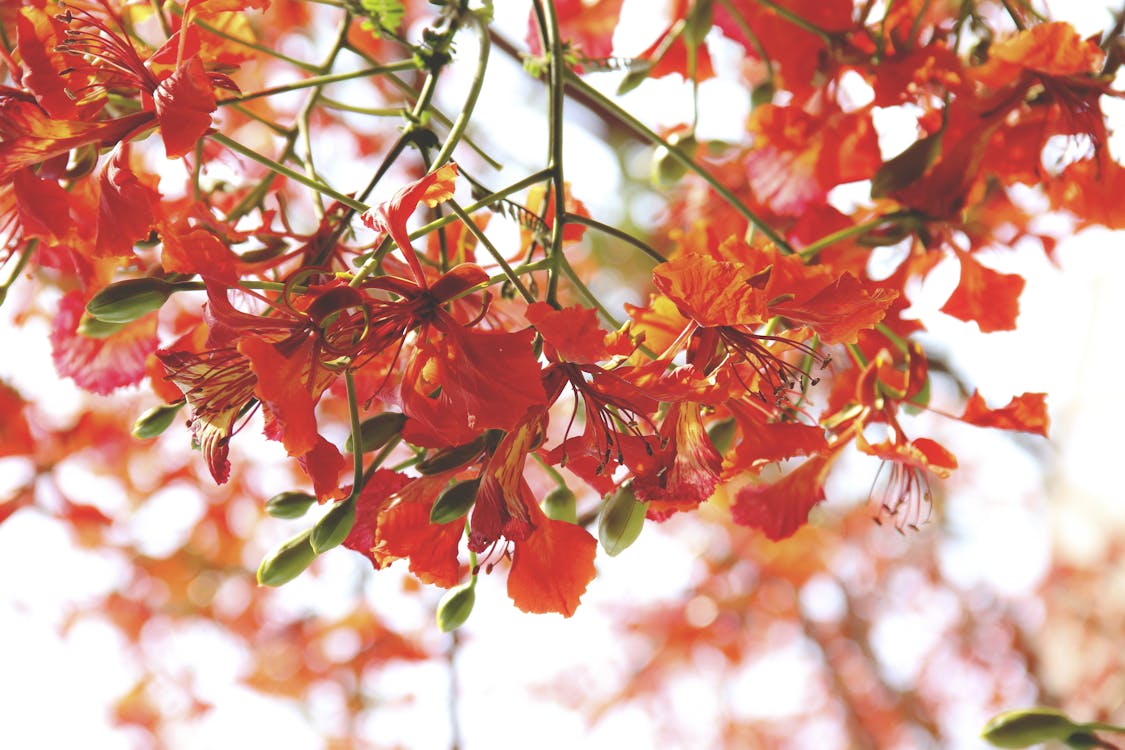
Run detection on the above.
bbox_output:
[651,131,698,188]
[311,496,356,553]
[345,411,406,454]
[542,486,577,523]
[751,80,775,109]
[131,401,184,439]
[77,312,128,339]
[86,277,174,324]
[417,436,486,475]
[430,478,480,525]
[682,0,714,48]
[981,708,1083,748]
[598,485,648,557]
[257,528,317,586]
[436,581,476,632]
[265,490,317,519]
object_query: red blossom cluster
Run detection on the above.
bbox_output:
[4,0,1114,623]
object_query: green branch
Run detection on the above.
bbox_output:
[564,71,795,254]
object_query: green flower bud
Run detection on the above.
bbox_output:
[131,401,184,439]
[616,61,652,96]
[651,131,699,188]
[77,312,128,339]
[345,411,407,454]
[311,496,356,553]
[436,581,476,632]
[682,0,715,48]
[981,708,1083,748]
[598,484,648,557]
[86,277,174,324]
[751,80,776,109]
[430,478,481,525]
[417,435,486,475]
[257,528,317,587]
[542,486,577,523]
[1065,732,1103,749]
[265,490,318,520]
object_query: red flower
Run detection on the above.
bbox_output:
[51,291,158,396]
[157,346,257,484]
[633,401,722,520]
[731,445,844,541]
[360,164,459,286]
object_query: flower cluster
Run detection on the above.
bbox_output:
[7,0,1105,621]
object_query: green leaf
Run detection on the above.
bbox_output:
[359,0,405,36]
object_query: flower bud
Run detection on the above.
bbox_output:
[345,411,407,454]
[257,528,317,586]
[417,436,486,475]
[751,80,776,109]
[651,131,698,188]
[981,708,1083,748]
[682,0,714,48]
[436,581,476,632]
[265,490,317,519]
[430,478,480,525]
[86,277,174,324]
[311,496,356,553]
[131,401,184,439]
[542,486,577,523]
[77,312,128,339]
[598,484,648,557]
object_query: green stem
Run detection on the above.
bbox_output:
[409,169,555,240]
[218,63,418,106]
[535,0,568,305]
[320,98,402,116]
[565,213,666,263]
[558,254,622,329]
[999,0,1027,30]
[344,46,504,170]
[225,102,290,134]
[798,214,906,260]
[564,71,794,254]
[348,169,554,285]
[716,0,774,80]
[362,436,404,485]
[298,14,354,219]
[1081,722,1125,735]
[345,369,365,497]
[195,19,321,72]
[0,239,37,309]
[431,12,490,169]
[209,132,368,213]
[447,199,535,302]
[753,0,834,43]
